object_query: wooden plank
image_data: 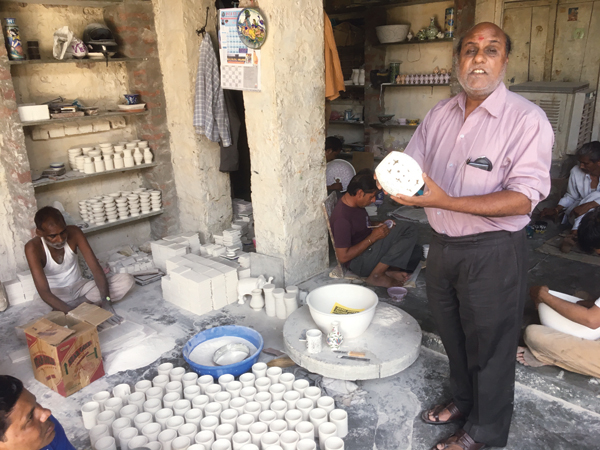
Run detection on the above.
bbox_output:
[8,56,147,66]
[551,2,593,81]
[579,0,600,88]
[503,6,532,84]
[1,0,123,6]
[32,163,158,189]
[504,0,551,8]
[529,6,550,81]
[19,110,148,127]
[543,0,559,80]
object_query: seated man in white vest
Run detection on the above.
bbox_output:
[517,209,600,377]
[24,206,134,324]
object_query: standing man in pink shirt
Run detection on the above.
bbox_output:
[394,23,553,449]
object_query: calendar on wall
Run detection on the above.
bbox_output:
[218,8,261,92]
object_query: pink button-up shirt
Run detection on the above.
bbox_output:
[404,82,554,237]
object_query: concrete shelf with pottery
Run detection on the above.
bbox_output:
[82,209,164,235]
[2,0,125,6]
[375,37,453,46]
[329,120,365,126]
[369,123,418,129]
[19,110,149,127]
[8,56,148,66]
[32,162,158,189]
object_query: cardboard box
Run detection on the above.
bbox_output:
[24,303,112,397]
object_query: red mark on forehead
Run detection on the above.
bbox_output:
[478,36,484,41]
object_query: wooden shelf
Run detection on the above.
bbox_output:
[329,120,365,126]
[376,38,454,47]
[369,123,419,129]
[19,109,148,127]
[32,162,158,189]
[381,83,450,88]
[9,56,147,66]
[82,209,164,234]
[327,0,452,15]
[344,84,365,89]
[1,0,125,6]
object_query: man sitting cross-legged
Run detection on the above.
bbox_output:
[329,169,420,287]
[24,206,133,324]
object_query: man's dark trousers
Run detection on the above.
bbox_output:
[426,229,528,447]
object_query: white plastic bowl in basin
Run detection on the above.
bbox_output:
[306,284,379,339]
[375,24,410,44]
[538,290,600,340]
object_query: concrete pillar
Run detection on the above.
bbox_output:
[150,0,232,242]
[243,0,329,285]
[0,45,36,282]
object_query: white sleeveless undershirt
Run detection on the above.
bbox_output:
[41,238,82,289]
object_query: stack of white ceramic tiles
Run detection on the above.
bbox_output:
[17,271,37,302]
[2,279,27,305]
[151,233,201,272]
[162,254,239,315]
[199,243,227,257]
[108,252,156,274]
[222,229,243,249]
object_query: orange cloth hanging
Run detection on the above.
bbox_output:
[324,11,345,101]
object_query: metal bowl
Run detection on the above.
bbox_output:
[212,343,250,366]
[378,114,395,123]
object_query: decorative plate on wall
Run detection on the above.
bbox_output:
[237,8,267,49]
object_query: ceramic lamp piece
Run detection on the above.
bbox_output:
[374,151,423,197]
[326,160,356,192]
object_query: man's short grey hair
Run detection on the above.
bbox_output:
[577,141,600,162]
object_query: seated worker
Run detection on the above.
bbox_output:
[540,141,600,252]
[325,136,343,193]
[330,169,419,287]
[0,375,75,450]
[517,209,600,377]
[24,206,133,324]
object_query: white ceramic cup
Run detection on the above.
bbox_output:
[251,363,267,379]
[166,381,184,397]
[128,435,149,450]
[185,408,203,428]
[270,401,287,420]
[220,408,239,430]
[185,385,202,401]
[95,435,117,450]
[303,387,321,407]
[283,391,301,411]
[164,392,182,409]
[323,436,344,450]
[156,408,174,430]
[258,409,277,427]
[200,415,220,433]
[147,386,164,402]
[308,409,327,438]
[89,424,111,448]
[105,397,124,417]
[166,415,186,432]
[179,422,199,439]
[295,421,314,441]
[240,387,257,403]
[236,414,255,432]
[218,374,235,389]
[297,439,317,450]
[153,375,170,392]
[197,375,214,394]
[266,367,282,385]
[174,399,192,417]
[205,384,222,402]
[239,373,255,388]
[329,409,348,438]
[111,417,131,448]
[147,442,165,450]
[306,330,322,354]
[195,429,215,448]
[129,392,146,412]
[254,378,271,393]
[318,423,337,450]
[230,397,247,415]
[278,373,295,391]
[96,410,117,428]
[158,428,178,450]
[120,405,139,421]
[279,430,299,450]
[172,435,191,450]
[212,439,232,450]
[215,391,232,411]
[243,402,261,421]
[232,430,251,450]
[204,402,222,418]
[240,445,259,450]
[249,421,268,447]
[316,397,335,415]
[192,395,210,412]
[269,384,286,402]
[292,380,309,397]
[142,421,162,442]
[260,431,280,449]
[255,392,272,412]
[158,363,174,377]
[182,372,199,389]
[93,391,111,412]
[82,401,101,430]
[226,381,243,399]
[144,398,163,415]
[118,427,139,450]
[215,423,235,441]
[269,419,287,435]
[113,384,132,403]
[135,380,153,395]
[284,409,302,431]
[134,412,153,433]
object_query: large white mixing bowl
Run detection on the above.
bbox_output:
[306,284,379,339]
[375,24,410,44]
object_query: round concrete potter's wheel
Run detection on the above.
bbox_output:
[283,303,421,380]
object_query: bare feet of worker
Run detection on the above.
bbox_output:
[365,273,403,288]
[386,270,409,284]
[516,346,548,367]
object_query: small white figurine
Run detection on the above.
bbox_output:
[406,31,413,41]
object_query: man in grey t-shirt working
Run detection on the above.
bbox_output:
[329,169,419,287]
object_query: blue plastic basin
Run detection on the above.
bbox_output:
[182,325,264,378]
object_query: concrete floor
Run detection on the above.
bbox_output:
[1,210,600,449]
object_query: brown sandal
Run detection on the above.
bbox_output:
[421,401,465,425]
[431,429,487,450]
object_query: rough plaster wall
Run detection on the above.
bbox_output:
[243,0,328,285]
[475,0,501,24]
[151,0,232,242]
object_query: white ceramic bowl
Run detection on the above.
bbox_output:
[375,24,410,43]
[306,284,379,338]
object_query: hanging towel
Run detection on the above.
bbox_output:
[194,34,232,146]
[324,11,345,101]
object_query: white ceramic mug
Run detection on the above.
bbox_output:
[192,395,210,411]
[135,380,152,395]
[215,423,235,441]
[205,384,222,402]
[269,384,285,402]
[112,417,132,448]
[173,399,192,417]
[260,431,280,449]
[243,402,261,421]
[303,387,321,407]
[164,392,182,409]
[81,401,100,430]
[215,391,232,411]
[316,397,335,415]
[323,436,344,450]
[89,424,111,448]
[239,373,255,388]
[254,378,271,393]
[142,422,162,442]
[105,398,124,417]
[226,381,243,399]
[147,387,164,402]
[318,423,337,450]
[166,381,183,397]
[212,439,232,450]
[278,373,295,391]
[195,430,215,448]
[220,408,239,429]
[204,402,222,418]
[294,421,314,441]
[94,435,117,450]
[96,410,117,428]
[184,385,202,401]
[218,374,235,389]
[232,430,252,450]
[158,362,174,376]
[153,375,170,392]
[269,419,287,435]
[158,428,178,450]
[179,422,198,439]
[182,372,199,389]
[279,430,299,450]
[236,414,255,432]
[306,330,322,354]
[156,408,174,430]
[292,380,309,397]
[134,412,153,433]
[329,409,348,438]
[283,391,300,411]
[251,363,267,379]
[172,436,191,450]
[266,367,282,385]
[92,391,111,412]
[143,398,162,415]
[308,409,327,437]
[255,392,272,412]
[229,397,247,416]
[200,415,220,433]
[185,408,203,428]
[297,439,317,450]
[284,409,302,431]
[249,421,268,447]
[295,399,313,422]
[118,427,138,450]
[197,375,214,394]
[270,401,287,420]
[120,405,139,421]
[127,435,149,450]
[166,415,185,432]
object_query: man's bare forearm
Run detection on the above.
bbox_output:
[444,191,531,217]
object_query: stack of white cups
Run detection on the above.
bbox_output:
[85,361,348,450]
